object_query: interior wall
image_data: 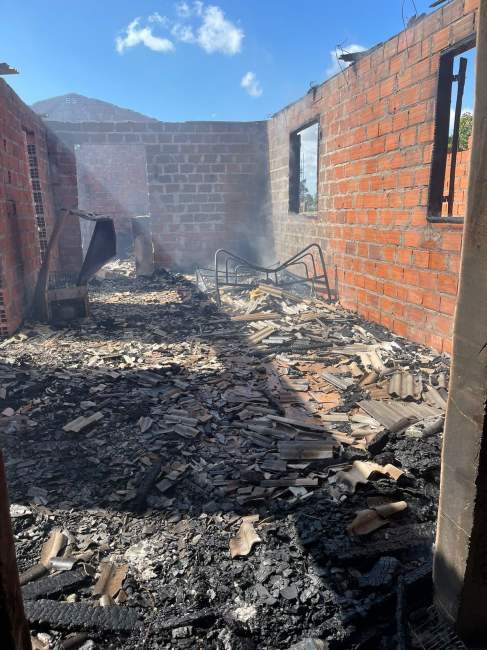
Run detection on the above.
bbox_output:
[75,143,149,256]
[47,120,270,271]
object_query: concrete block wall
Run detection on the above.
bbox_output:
[0,81,78,334]
[48,120,270,270]
[146,121,269,269]
[75,143,149,255]
[266,0,478,354]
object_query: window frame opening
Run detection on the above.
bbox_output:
[289,118,320,216]
[427,36,476,224]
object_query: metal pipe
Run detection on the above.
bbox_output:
[213,243,332,305]
[427,215,464,224]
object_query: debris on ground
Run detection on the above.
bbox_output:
[1,258,449,648]
[229,518,262,558]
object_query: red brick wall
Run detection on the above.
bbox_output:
[266,0,478,354]
[0,80,82,334]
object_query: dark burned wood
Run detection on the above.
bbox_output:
[0,450,31,650]
[24,600,142,633]
[260,477,319,487]
[278,440,334,460]
[60,634,89,650]
[157,607,217,629]
[31,210,69,321]
[22,569,89,601]
[129,459,163,512]
[332,525,434,562]
[0,63,19,75]
[19,563,47,587]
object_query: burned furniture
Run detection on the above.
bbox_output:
[32,209,116,323]
[196,243,333,306]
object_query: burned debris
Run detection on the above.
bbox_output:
[0,259,451,648]
[32,209,116,325]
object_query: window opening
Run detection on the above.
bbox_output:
[289,121,319,214]
[428,39,476,220]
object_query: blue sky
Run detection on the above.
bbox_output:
[0,0,474,122]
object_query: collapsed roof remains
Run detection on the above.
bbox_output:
[0,259,457,648]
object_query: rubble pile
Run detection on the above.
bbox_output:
[0,260,449,649]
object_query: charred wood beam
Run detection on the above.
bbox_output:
[0,450,31,650]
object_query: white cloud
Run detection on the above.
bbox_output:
[171,23,195,43]
[325,44,366,78]
[116,4,243,57]
[116,18,174,54]
[194,1,204,16]
[197,5,243,55]
[148,12,169,26]
[176,1,204,18]
[241,71,262,97]
[176,2,191,18]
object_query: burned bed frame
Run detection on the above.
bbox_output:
[196,243,333,306]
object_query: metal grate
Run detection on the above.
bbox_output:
[0,257,9,336]
[26,138,48,261]
[409,607,466,649]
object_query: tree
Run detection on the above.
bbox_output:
[299,179,317,212]
[448,111,473,151]
[458,111,473,151]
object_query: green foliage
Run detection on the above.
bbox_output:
[458,111,473,151]
[448,111,473,152]
[299,179,317,213]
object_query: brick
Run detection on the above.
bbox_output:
[404,268,420,286]
[431,27,450,53]
[393,320,408,338]
[442,337,453,355]
[429,252,447,271]
[464,0,479,12]
[440,295,456,316]
[412,250,430,268]
[430,313,452,336]
[407,288,423,305]
[423,291,441,311]
[397,248,412,265]
[404,232,422,247]
[438,273,458,295]
[442,231,463,251]
[426,332,445,353]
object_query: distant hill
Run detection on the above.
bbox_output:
[31,93,157,123]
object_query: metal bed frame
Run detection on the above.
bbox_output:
[195,243,333,306]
